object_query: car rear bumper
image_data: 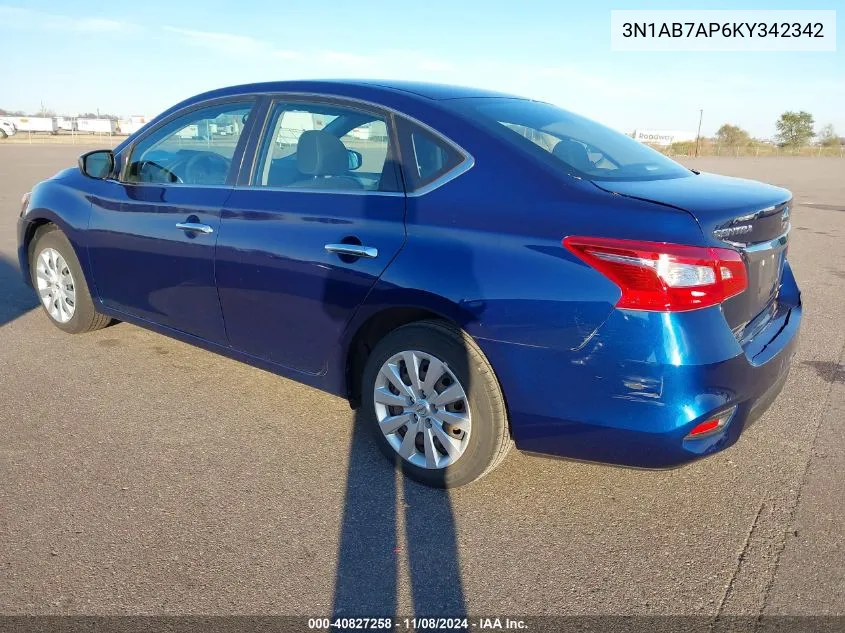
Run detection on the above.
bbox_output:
[478,263,802,468]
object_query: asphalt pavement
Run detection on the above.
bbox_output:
[0,145,843,620]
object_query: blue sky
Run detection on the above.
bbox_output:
[0,1,841,138]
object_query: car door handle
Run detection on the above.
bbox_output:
[176,222,214,234]
[324,244,378,259]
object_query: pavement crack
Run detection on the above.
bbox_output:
[714,497,767,626]
[713,341,845,629]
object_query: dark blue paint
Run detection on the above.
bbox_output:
[216,189,406,375]
[17,80,801,469]
[87,182,231,344]
[480,269,801,467]
[594,172,791,218]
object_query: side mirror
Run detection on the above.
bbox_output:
[79,150,115,179]
[347,149,363,171]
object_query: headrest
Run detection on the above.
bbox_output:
[297,130,350,176]
[552,138,593,173]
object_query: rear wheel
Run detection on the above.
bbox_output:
[361,320,511,488]
[29,226,111,334]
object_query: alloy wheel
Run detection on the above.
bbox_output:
[35,247,76,323]
[373,350,472,469]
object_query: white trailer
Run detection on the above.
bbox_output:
[176,123,201,139]
[118,115,150,136]
[175,120,218,140]
[347,126,371,141]
[77,118,117,134]
[56,117,78,132]
[276,111,316,146]
[8,117,58,134]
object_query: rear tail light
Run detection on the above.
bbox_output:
[563,236,747,312]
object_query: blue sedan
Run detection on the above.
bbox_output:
[17,80,801,487]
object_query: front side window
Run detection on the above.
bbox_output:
[451,98,692,182]
[253,101,396,192]
[125,101,253,186]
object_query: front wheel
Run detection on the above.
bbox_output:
[29,225,111,333]
[361,320,511,488]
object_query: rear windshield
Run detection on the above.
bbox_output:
[452,98,692,182]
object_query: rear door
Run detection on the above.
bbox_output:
[215,97,406,375]
[88,99,256,344]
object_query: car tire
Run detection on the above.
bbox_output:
[0,129,7,139]
[29,225,111,334]
[361,319,512,488]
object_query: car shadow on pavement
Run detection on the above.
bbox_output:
[327,141,481,628]
[0,253,38,327]
[331,406,467,625]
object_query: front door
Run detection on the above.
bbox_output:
[87,100,255,344]
[215,98,406,375]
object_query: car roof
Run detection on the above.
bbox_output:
[113,80,527,155]
[181,79,522,106]
[317,79,517,100]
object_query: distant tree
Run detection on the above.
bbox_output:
[716,124,750,147]
[775,111,814,147]
[0,108,25,116]
[668,140,696,156]
[818,124,838,147]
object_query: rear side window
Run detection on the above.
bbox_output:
[398,120,464,192]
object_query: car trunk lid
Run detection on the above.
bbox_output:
[591,172,791,333]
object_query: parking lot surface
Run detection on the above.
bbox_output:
[1,145,843,617]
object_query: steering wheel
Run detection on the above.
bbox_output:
[182,152,231,185]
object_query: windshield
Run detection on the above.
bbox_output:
[453,98,692,182]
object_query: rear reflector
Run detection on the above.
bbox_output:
[688,419,720,436]
[685,407,736,439]
[563,236,748,312]
[20,191,31,217]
